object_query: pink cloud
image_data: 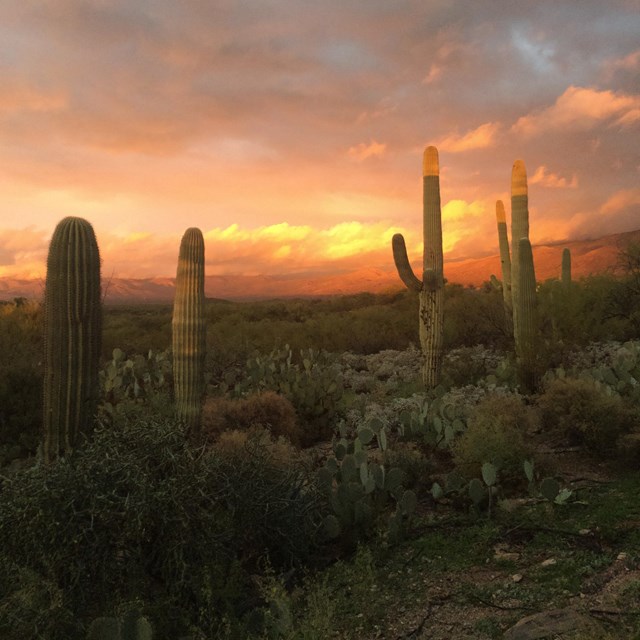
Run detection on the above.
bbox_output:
[530,165,578,189]
[347,140,387,161]
[436,122,500,153]
[513,86,640,136]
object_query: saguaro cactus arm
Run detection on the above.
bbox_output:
[392,234,422,292]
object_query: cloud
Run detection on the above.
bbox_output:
[600,188,640,216]
[436,123,500,153]
[530,165,578,189]
[0,221,409,280]
[0,227,49,278]
[513,86,640,136]
[347,140,387,161]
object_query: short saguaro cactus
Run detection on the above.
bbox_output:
[172,227,206,433]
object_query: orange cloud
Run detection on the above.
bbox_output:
[0,81,67,113]
[513,86,640,136]
[600,188,640,215]
[0,227,49,278]
[530,165,578,189]
[436,122,500,152]
[82,221,410,280]
[347,140,387,161]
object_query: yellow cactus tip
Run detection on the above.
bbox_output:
[423,146,439,177]
[496,200,506,223]
[512,160,528,196]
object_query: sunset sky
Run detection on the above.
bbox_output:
[1,1,639,282]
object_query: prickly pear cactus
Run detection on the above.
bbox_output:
[172,227,206,433]
[392,146,444,388]
[43,216,102,463]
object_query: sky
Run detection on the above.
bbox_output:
[0,0,639,282]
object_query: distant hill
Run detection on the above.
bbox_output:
[2,228,638,304]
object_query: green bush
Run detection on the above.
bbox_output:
[231,346,348,446]
[0,300,43,458]
[452,393,534,481]
[537,378,636,457]
[202,391,302,447]
[0,413,324,638]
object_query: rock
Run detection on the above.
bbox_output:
[511,574,523,583]
[540,558,556,567]
[503,608,604,640]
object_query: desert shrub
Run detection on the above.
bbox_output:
[537,378,636,457]
[102,305,172,359]
[0,413,324,638]
[441,346,506,388]
[0,300,43,458]
[214,427,309,470]
[452,393,534,481]
[443,284,508,349]
[383,442,433,491]
[232,347,347,446]
[202,391,302,447]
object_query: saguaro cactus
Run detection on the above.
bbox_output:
[510,160,529,343]
[495,199,513,335]
[43,216,102,463]
[516,238,539,392]
[172,227,206,432]
[561,247,571,287]
[392,145,444,388]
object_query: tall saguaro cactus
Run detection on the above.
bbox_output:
[43,216,101,463]
[392,145,444,388]
[495,199,513,335]
[510,160,530,343]
[516,238,539,392]
[172,227,206,432]
[561,247,572,287]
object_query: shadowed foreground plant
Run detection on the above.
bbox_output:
[0,413,323,638]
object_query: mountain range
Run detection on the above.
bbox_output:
[2,229,638,304]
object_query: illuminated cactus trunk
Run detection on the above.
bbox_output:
[561,247,571,287]
[43,216,101,463]
[510,160,529,344]
[392,146,444,388]
[516,238,539,393]
[172,228,206,433]
[495,199,513,336]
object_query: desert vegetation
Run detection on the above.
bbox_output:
[1,155,640,639]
